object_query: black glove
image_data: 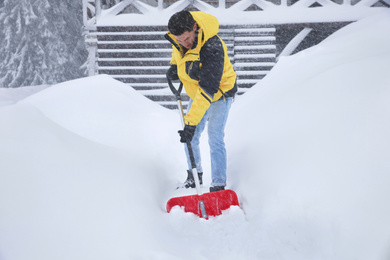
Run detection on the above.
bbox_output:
[178,125,196,143]
[166,65,179,81]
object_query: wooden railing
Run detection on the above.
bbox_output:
[83,0,389,28]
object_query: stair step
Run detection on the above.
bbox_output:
[234,62,275,67]
[98,49,172,53]
[235,36,276,42]
[236,70,270,75]
[98,66,169,75]
[99,66,170,70]
[128,83,169,90]
[234,28,276,36]
[237,79,263,84]
[234,45,276,50]
[97,34,165,41]
[237,74,267,80]
[98,60,170,67]
[234,66,273,71]
[234,47,276,54]
[98,52,172,58]
[98,43,171,49]
[97,26,167,32]
[111,77,167,84]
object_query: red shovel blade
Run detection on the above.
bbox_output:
[166,189,239,218]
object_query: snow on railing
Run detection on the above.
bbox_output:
[83,0,389,27]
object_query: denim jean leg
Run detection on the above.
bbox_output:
[184,99,209,172]
[207,97,233,187]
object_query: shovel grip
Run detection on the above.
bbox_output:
[167,77,183,101]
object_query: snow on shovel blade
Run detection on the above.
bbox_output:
[166,189,239,218]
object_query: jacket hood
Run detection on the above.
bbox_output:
[190,11,219,42]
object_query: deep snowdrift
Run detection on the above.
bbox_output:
[1,10,390,260]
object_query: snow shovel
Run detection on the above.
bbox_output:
[166,77,239,219]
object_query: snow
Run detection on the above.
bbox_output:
[96,4,387,26]
[0,84,50,106]
[1,10,390,260]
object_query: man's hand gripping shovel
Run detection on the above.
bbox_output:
[166,77,239,219]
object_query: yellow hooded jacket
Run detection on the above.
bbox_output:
[165,11,237,126]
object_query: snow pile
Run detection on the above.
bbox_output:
[227,10,390,259]
[1,10,390,260]
[0,75,181,259]
[0,85,50,106]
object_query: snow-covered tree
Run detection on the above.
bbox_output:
[0,0,87,88]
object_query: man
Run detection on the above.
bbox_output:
[165,11,237,192]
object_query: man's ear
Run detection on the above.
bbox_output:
[193,22,197,31]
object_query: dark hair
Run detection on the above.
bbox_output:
[168,11,195,36]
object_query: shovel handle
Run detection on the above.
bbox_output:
[167,77,183,101]
[167,76,202,196]
[167,77,186,126]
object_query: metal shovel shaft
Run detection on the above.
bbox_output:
[175,99,202,196]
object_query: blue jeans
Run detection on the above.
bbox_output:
[184,97,233,187]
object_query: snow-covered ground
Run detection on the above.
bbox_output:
[1,10,390,260]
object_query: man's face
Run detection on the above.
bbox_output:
[174,23,197,49]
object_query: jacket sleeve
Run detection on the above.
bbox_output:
[184,35,225,126]
[199,35,224,98]
[184,88,212,126]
